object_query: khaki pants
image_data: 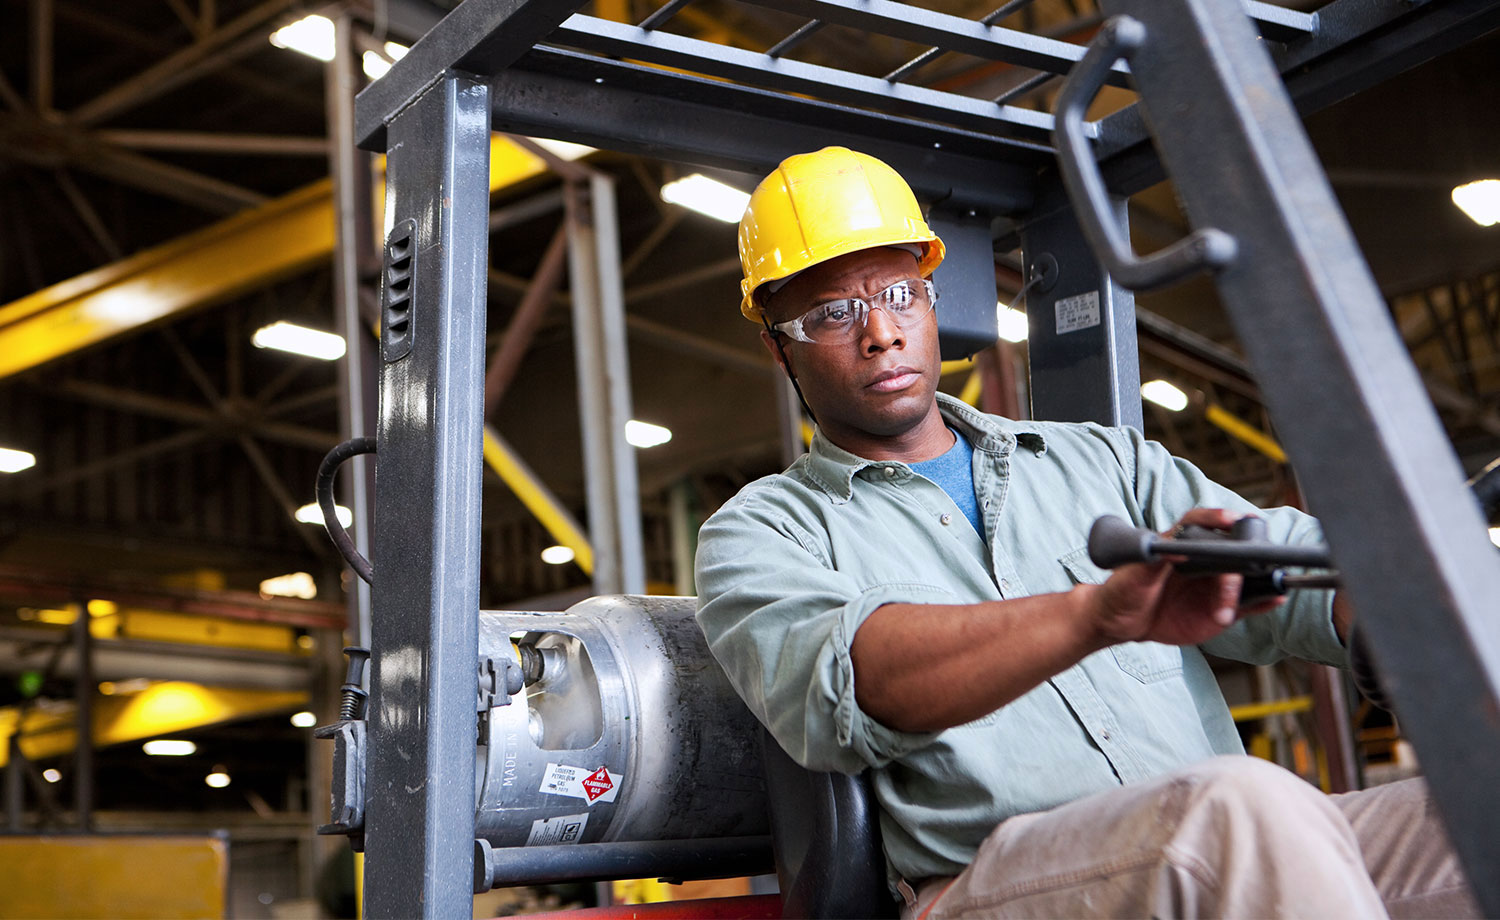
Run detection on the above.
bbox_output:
[902,756,1478,919]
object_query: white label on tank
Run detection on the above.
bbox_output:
[1055,291,1101,334]
[525,811,590,846]
[538,763,621,805]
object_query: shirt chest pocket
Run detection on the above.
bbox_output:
[1058,545,1185,684]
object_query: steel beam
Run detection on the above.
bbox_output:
[364,73,490,919]
[0,682,309,767]
[1095,0,1500,196]
[0,136,549,381]
[69,0,297,126]
[565,176,646,595]
[70,610,93,831]
[743,0,1132,85]
[328,15,378,650]
[482,426,594,575]
[551,15,1060,144]
[1086,1,1500,908]
[493,50,1041,215]
[94,130,329,157]
[1019,184,1141,429]
[353,0,586,149]
[484,226,569,416]
[0,113,268,213]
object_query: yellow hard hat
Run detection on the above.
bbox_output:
[737,147,946,322]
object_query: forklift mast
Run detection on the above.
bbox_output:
[326,0,1500,915]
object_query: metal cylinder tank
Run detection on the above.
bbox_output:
[474,595,769,848]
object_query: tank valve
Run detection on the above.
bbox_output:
[338,646,370,720]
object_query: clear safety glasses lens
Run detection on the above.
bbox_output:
[778,279,937,344]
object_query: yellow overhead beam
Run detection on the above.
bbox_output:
[482,425,595,576]
[0,680,308,767]
[0,136,551,380]
[1205,404,1288,464]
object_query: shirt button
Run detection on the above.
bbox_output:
[940,513,952,525]
[1000,578,1011,592]
[885,466,897,478]
[1101,730,1111,741]
[983,499,990,509]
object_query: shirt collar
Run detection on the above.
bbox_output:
[800,392,1047,503]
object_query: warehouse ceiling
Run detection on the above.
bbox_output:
[0,0,1496,624]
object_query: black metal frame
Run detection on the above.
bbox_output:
[352,0,1500,915]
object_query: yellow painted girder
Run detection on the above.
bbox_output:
[482,425,595,576]
[0,136,551,380]
[0,680,308,766]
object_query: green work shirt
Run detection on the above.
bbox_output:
[694,393,1347,889]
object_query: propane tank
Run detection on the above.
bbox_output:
[474,595,769,847]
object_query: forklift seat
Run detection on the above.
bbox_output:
[761,727,900,919]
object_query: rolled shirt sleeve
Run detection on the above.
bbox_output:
[695,488,944,774]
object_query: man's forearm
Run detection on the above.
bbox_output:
[850,587,1112,733]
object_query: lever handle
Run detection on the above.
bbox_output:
[1053,16,1238,291]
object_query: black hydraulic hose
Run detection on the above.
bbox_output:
[316,437,376,584]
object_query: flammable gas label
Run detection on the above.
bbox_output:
[538,762,621,805]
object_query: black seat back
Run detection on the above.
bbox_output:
[761,728,900,919]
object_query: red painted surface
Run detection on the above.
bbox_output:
[486,894,783,920]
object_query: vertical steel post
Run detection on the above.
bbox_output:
[565,176,646,596]
[5,736,22,831]
[927,207,999,361]
[1020,187,1142,429]
[327,15,377,651]
[1077,1,1500,907]
[71,606,93,831]
[363,73,490,919]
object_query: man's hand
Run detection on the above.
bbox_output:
[1085,508,1285,648]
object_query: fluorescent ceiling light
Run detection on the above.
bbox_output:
[43,769,61,783]
[252,321,346,361]
[540,545,576,565]
[204,771,232,788]
[1141,379,1189,412]
[290,711,318,728]
[260,571,317,599]
[660,174,750,223]
[625,419,673,448]
[996,304,1028,343]
[1452,179,1500,227]
[0,447,36,473]
[529,138,597,162]
[362,50,392,80]
[295,503,353,528]
[143,739,197,757]
[1489,526,1500,548]
[269,14,335,61]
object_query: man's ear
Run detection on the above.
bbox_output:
[760,329,795,378]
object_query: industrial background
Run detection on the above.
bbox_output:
[0,0,1497,916]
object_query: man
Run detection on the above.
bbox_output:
[694,147,1477,918]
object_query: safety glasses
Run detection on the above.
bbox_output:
[769,279,938,345]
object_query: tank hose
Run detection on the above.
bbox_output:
[316,437,376,584]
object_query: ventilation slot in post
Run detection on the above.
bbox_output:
[382,219,416,362]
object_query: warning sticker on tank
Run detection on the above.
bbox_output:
[538,763,621,805]
[525,811,590,846]
[1055,290,1101,335]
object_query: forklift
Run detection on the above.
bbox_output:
[311,0,1500,915]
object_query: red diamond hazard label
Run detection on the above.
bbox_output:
[581,767,613,803]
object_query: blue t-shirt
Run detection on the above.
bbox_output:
[911,427,983,537]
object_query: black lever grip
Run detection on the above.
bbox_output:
[1088,515,1335,571]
